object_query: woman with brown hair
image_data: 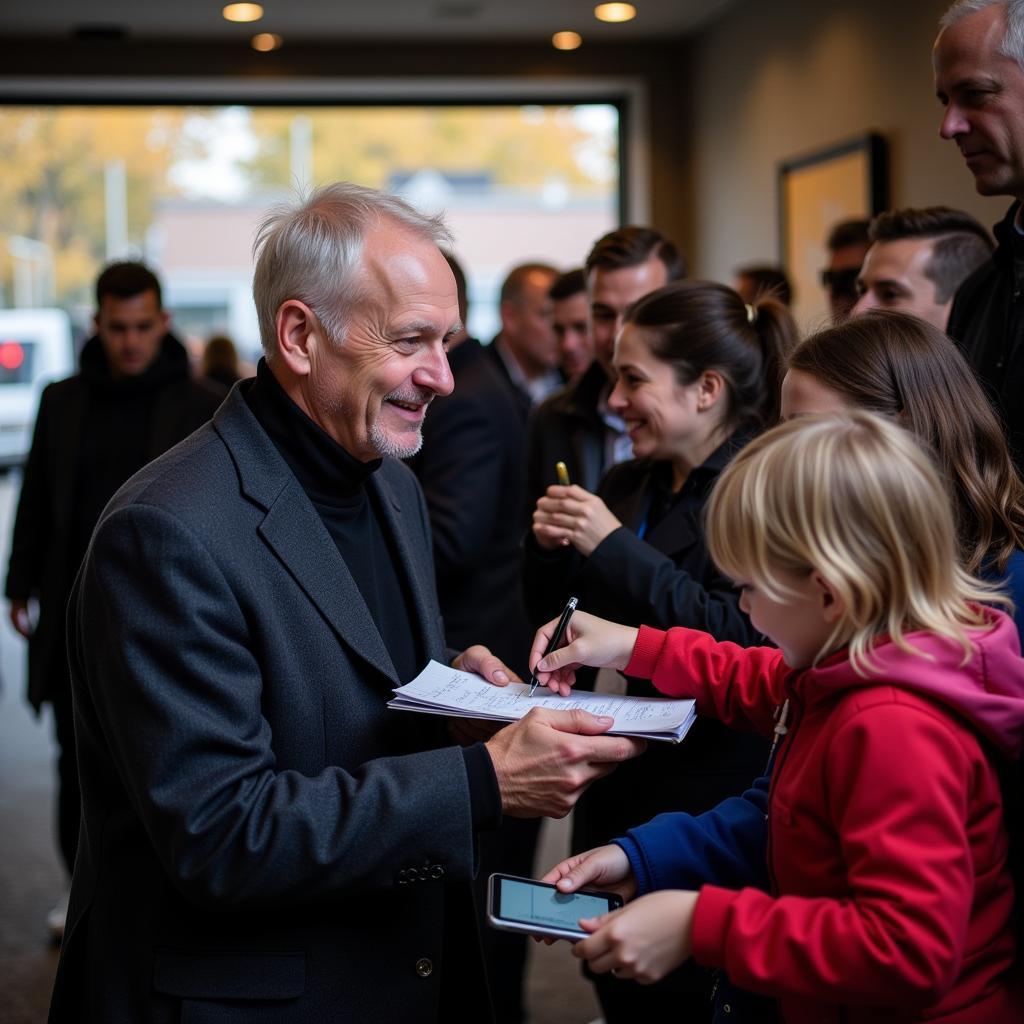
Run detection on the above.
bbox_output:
[782,309,1024,633]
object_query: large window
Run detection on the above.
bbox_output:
[0,104,620,357]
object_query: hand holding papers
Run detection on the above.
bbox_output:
[390,660,697,744]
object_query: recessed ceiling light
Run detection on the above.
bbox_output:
[223,3,264,24]
[552,31,582,51]
[251,32,283,51]
[594,3,636,23]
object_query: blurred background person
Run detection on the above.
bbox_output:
[487,262,561,411]
[200,333,242,389]
[733,262,793,307]
[549,268,592,383]
[4,261,225,941]
[821,217,871,321]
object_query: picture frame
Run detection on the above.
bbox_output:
[778,133,888,328]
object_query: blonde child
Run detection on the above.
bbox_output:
[531,411,1024,1023]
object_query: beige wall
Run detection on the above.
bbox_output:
[688,0,1008,292]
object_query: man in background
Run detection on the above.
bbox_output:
[524,225,684,507]
[549,268,592,382]
[935,0,1024,466]
[5,261,225,939]
[822,218,872,321]
[486,262,561,411]
[851,206,993,329]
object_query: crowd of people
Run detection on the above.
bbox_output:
[5,0,1024,1021]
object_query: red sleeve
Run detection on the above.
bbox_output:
[690,699,975,1006]
[626,625,787,734]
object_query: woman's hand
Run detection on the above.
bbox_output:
[573,890,700,984]
[529,610,639,696]
[532,485,622,556]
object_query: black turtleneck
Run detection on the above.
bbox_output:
[244,360,501,833]
[244,359,422,684]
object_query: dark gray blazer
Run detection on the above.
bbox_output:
[50,386,490,1023]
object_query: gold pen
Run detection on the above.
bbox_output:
[555,461,571,486]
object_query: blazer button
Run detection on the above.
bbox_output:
[407,867,420,882]
[415,957,433,978]
[430,864,445,880]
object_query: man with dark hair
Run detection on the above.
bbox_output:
[48,186,643,1022]
[936,0,1024,466]
[5,260,226,940]
[524,225,684,508]
[487,262,561,410]
[734,263,793,306]
[822,218,872,321]
[851,206,993,329]
[549,267,591,382]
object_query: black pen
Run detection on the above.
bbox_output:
[528,596,578,697]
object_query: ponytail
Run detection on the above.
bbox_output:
[625,281,799,435]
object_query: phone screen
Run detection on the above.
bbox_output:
[493,876,615,934]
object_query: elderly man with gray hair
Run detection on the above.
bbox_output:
[48,183,643,1023]
[935,0,1024,467]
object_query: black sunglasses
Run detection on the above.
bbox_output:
[820,267,860,296]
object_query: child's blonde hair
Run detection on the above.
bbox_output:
[707,411,1003,675]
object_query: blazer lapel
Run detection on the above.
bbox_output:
[214,389,399,685]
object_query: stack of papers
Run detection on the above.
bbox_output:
[389,660,697,744]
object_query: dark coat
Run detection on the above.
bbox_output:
[409,338,532,676]
[49,387,490,1024]
[947,200,1024,469]
[4,333,225,711]
[523,359,610,511]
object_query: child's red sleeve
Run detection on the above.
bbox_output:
[626,625,786,734]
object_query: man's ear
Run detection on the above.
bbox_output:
[812,571,845,624]
[275,300,318,377]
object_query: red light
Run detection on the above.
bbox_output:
[0,342,24,371]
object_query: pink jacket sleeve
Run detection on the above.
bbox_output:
[689,699,976,1006]
[626,624,787,734]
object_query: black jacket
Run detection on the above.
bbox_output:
[50,387,491,1024]
[5,333,225,710]
[947,201,1024,468]
[409,338,532,676]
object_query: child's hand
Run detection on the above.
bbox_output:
[533,845,637,946]
[572,890,699,984]
[532,485,623,556]
[529,610,639,696]
[541,844,638,900]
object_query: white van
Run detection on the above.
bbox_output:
[0,309,75,469]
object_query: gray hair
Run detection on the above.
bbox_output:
[940,0,1024,71]
[252,182,452,356]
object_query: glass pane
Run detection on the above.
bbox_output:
[0,104,620,358]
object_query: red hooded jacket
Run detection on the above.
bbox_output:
[626,609,1024,1023]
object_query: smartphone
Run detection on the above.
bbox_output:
[486,872,623,942]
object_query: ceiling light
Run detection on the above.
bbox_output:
[552,31,582,51]
[251,32,283,51]
[223,3,264,23]
[594,3,636,23]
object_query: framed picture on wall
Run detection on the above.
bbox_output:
[778,133,888,330]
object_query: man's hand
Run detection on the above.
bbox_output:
[529,610,639,696]
[532,485,622,556]
[486,708,645,819]
[452,644,516,687]
[574,890,700,984]
[9,599,31,639]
